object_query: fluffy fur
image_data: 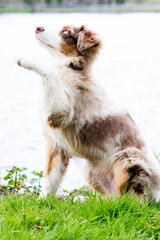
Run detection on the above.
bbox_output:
[17,25,160,202]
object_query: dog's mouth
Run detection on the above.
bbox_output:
[35,27,55,49]
[35,33,55,50]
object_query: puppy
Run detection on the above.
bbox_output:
[17,25,160,202]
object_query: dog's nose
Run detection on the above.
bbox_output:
[35,26,45,34]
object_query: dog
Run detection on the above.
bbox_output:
[17,24,160,202]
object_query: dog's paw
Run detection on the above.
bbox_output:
[73,195,88,202]
[15,57,22,67]
[15,57,27,68]
[39,191,46,200]
[17,60,22,66]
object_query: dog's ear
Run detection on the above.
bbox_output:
[77,27,100,52]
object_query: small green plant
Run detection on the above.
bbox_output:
[30,170,43,194]
[2,166,43,195]
[3,166,27,192]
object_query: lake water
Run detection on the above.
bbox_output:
[1,12,160,191]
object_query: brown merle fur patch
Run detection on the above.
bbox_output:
[60,40,79,57]
[59,113,145,165]
[59,25,81,57]
[112,150,155,197]
[77,28,102,61]
[78,114,145,150]
[112,148,150,194]
[59,25,102,70]
[120,165,150,195]
[69,60,84,71]
[48,112,66,128]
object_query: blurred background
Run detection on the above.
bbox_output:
[1,0,160,13]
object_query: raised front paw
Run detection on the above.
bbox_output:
[17,59,22,67]
[15,57,28,69]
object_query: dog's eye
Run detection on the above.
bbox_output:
[63,30,69,35]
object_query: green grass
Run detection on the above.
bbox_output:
[1,6,160,14]
[0,8,32,13]
[0,189,160,240]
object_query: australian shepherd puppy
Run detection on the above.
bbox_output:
[17,25,160,202]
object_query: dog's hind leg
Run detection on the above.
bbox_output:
[40,131,70,198]
[112,148,160,202]
[83,164,108,196]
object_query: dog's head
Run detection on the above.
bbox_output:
[35,25,102,68]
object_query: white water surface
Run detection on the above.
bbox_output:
[1,13,160,191]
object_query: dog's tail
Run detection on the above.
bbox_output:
[112,148,160,202]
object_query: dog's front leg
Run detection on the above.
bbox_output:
[42,75,74,128]
[40,132,69,199]
[16,57,49,77]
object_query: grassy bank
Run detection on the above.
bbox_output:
[0,8,32,13]
[0,189,160,240]
[2,4,160,13]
